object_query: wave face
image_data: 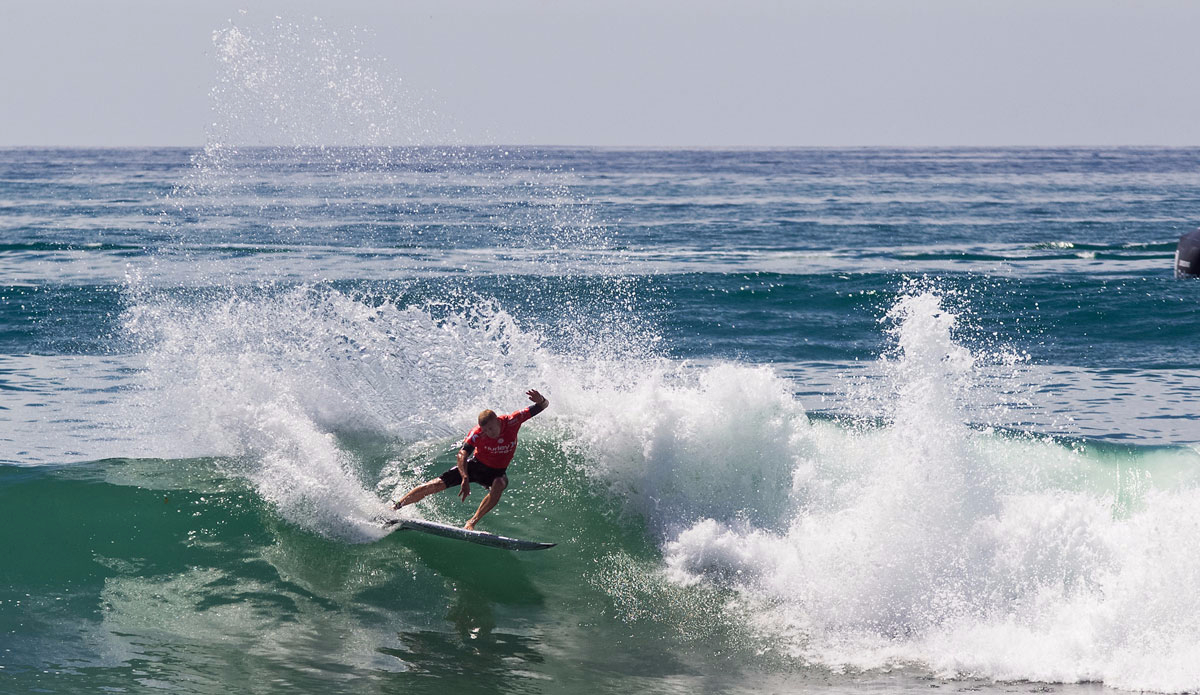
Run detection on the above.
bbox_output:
[5,278,1199,693]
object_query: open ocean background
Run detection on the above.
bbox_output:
[3,21,1200,695]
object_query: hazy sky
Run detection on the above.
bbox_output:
[2,0,1199,147]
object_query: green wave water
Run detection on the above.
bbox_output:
[0,444,762,695]
[5,415,1198,695]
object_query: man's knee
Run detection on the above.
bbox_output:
[423,479,447,493]
[492,476,508,493]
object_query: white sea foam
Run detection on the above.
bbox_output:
[119,276,1200,691]
[120,13,630,539]
[121,283,554,539]
[632,289,1200,693]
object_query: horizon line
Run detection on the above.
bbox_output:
[3,143,1200,151]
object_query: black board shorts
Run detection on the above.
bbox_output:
[439,458,508,489]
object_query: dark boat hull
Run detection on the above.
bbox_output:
[1177,229,1200,278]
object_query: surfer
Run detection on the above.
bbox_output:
[391,389,549,530]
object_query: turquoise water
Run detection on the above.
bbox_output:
[2,142,1200,694]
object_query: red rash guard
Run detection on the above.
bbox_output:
[461,404,544,469]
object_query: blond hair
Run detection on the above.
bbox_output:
[477,409,497,426]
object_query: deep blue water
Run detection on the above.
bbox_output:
[3,147,1198,445]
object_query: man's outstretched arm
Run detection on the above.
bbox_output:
[526,389,549,416]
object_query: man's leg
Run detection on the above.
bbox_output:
[392,479,448,510]
[464,475,507,530]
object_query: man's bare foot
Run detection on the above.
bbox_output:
[464,520,477,531]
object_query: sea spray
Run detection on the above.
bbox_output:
[207,15,429,149]
[125,13,652,541]
[163,14,621,293]
[121,283,561,538]
[562,361,811,535]
[653,288,1200,692]
[661,289,995,632]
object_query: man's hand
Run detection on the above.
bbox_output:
[458,481,471,501]
[527,389,547,406]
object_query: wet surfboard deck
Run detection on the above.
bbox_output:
[381,517,556,551]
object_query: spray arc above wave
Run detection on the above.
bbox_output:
[630,289,1200,693]
[121,284,560,538]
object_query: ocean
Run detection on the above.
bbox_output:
[2,145,1199,695]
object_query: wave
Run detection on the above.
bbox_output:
[0,241,152,254]
[97,279,1200,692]
[5,435,1196,690]
[654,291,1200,693]
[1028,240,1180,252]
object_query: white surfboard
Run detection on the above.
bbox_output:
[382,517,556,551]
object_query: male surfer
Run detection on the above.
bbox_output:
[391,389,549,530]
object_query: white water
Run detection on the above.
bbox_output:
[114,278,1200,692]
[121,284,555,539]
[623,290,1200,693]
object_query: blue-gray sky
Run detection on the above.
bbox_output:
[2,0,1198,146]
